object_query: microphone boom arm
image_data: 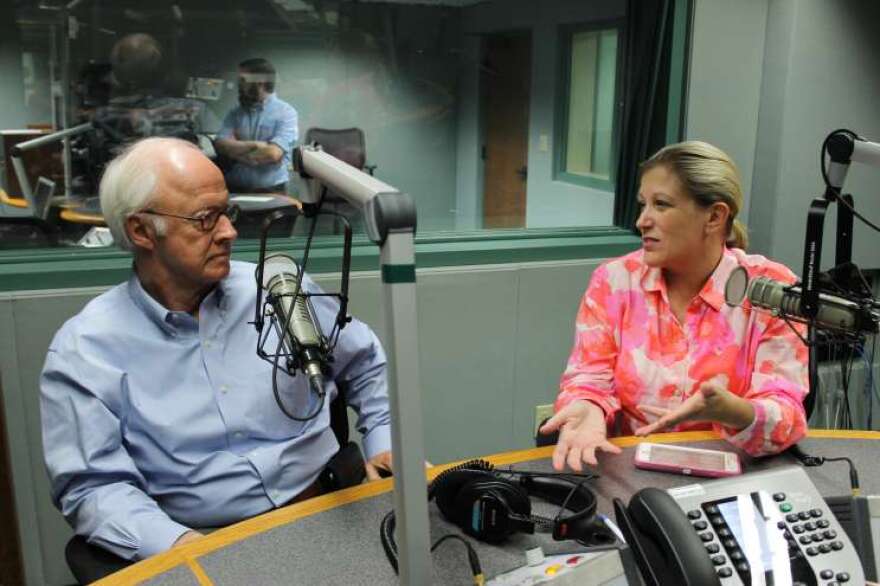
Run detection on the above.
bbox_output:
[293,144,431,585]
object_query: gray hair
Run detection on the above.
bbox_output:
[99,137,197,251]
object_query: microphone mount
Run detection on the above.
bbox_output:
[252,204,353,420]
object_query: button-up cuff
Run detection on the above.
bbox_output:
[719,400,765,454]
[136,516,192,560]
[361,423,392,460]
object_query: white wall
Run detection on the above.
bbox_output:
[758,0,880,271]
[685,0,767,222]
[688,0,880,272]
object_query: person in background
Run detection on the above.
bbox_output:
[214,58,298,194]
[40,138,392,567]
[85,33,206,191]
[541,141,808,471]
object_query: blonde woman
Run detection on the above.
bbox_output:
[542,141,808,472]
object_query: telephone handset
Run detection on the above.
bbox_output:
[613,488,721,586]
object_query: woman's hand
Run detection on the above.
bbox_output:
[634,383,755,436]
[539,400,622,471]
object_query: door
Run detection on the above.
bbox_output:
[481,33,531,229]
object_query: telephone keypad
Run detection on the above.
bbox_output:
[669,467,864,585]
[696,497,853,584]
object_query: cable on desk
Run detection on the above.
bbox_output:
[380,510,485,586]
[787,443,861,496]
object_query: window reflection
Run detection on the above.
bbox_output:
[1,0,630,251]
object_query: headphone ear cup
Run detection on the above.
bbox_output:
[454,479,531,543]
[433,469,497,524]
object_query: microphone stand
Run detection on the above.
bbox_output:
[800,129,880,424]
[291,144,431,585]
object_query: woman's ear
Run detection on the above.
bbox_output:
[705,202,731,237]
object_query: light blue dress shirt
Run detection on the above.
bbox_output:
[40,261,391,560]
[217,93,299,190]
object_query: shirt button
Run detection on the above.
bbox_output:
[234,431,243,439]
[271,490,281,500]
[220,385,229,394]
[203,340,212,348]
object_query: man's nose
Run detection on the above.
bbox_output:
[215,215,238,242]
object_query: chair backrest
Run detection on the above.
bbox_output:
[304,128,366,170]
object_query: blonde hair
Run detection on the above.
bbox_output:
[640,141,749,250]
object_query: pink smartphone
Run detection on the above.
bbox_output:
[633,442,742,478]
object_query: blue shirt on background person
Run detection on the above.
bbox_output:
[216,92,298,191]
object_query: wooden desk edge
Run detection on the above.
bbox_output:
[93,429,880,585]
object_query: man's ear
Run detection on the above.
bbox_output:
[706,202,731,237]
[126,214,157,251]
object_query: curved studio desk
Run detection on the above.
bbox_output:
[93,430,880,585]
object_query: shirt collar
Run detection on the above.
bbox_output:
[127,270,228,334]
[639,247,739,312]
[248,92,276,112]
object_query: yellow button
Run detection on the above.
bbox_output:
[545,564,562,576]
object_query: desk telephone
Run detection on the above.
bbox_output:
[614,465,869,585]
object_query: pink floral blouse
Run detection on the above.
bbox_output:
[557,247,809,456]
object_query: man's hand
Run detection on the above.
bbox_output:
[634,383,755,436]
[365,450,393,481]
[539,400,621,472]
[172,530,204,548]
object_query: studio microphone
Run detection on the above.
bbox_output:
[261,254,328,396]
[724,266,879,335]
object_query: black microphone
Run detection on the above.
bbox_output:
[262,254,328,396]
[724,266,879,335]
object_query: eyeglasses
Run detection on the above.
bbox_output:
[140,204,240,232]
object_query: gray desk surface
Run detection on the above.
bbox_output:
[94,431,880,586]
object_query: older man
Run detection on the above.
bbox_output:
[40,138,392,565]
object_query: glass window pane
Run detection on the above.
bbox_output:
[0,1,635,253]
[563,27,618,183]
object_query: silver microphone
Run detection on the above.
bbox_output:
[262,254,327,394]
[724,266,878,334]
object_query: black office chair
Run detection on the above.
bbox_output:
[65,392,356,584]
[303,127,376,233]
[304,127,376,177]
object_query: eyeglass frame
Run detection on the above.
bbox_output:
[138,203,240,232]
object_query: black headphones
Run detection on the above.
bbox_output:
[429,459,616,546]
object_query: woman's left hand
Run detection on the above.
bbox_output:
[634,383,755,436]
